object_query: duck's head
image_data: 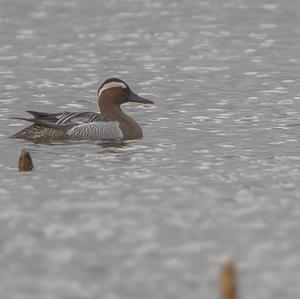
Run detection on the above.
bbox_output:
[97,78,153,109]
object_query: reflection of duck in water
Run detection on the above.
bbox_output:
[12,78,153,141]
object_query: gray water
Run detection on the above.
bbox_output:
[0,0,300,298]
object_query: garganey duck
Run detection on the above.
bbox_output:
[12,78,153,141]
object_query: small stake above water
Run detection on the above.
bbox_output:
[220,261,237,299]
[18,148,33,171]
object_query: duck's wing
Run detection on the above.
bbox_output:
[13,111,105,127]
[67,121,123,141]
[55,112,105,124]
[25,110,104,125]
[11,117,75,130]
[25,111,69,123]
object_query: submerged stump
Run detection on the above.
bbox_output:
[220,261,238,299]
[18,148,33,171]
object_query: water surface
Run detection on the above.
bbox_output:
[0,0,300,298]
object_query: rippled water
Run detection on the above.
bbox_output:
[0,0,300,298]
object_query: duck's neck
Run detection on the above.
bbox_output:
[99,98,125,120]
[98,97,142,139]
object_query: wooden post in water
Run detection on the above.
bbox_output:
[220,261,237,299]
[18,148,33,171]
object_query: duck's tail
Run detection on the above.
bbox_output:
[11,111,74,129]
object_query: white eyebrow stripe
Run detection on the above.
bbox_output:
[98,81,127,97]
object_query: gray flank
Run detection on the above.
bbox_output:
[67,121,123,141]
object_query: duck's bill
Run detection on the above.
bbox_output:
[129,91,154,104]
